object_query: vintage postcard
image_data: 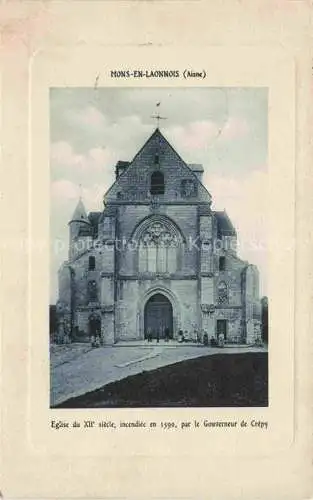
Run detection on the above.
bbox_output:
[50,86,268,410]
[1,2,312,499]
[32,45,295,455]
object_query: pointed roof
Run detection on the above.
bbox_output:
[70,198,90,224]
[214,211,237,236]
[103,127,212,201]
[130,127,167,164]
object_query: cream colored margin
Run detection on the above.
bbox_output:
[1,2,312,499]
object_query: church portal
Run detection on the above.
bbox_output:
[144,293,173,339]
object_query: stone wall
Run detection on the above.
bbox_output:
[215,308,243,342]
[57,129,262,346]
[105,130,211,205]
[58,264,72,308]
[243,264,262,343]
[115,278,198,341]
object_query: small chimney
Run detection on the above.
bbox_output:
[115,160,130,179]
[188,163,204,182]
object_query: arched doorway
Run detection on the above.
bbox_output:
[144,293,173,339]
[88,314,101,339]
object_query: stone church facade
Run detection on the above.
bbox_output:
[56,128,261,344]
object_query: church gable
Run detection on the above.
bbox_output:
[105,129,211,204]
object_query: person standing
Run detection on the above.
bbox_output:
[148,328,153,342]
[218,333,225,348]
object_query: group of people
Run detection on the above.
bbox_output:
[145,328,226,346]
[178,330,225,346]
[90,329,226,347]
[146,327,171,343]
[90,333,101,347]
[177,329,195,343]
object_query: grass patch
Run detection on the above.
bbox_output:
[54,352,268,408]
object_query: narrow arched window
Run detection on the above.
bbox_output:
[219,256,226,271]
[87,280,97,302]
[217,281,228,305]
[89,256,95,270]
[150,171,164,195]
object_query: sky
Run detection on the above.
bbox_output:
[50,87,268,304]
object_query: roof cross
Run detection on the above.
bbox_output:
[150,113,167,128]
[151,102,167,128]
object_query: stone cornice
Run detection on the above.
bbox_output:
[100,272,114,278]
[118,274,197,281]
[109,201,211,207]
[215,305,243,310]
